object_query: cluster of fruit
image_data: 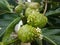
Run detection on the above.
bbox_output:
[15,2,48,43]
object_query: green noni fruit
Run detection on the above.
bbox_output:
[25,8,38,17]
[17,24,41,42]
[15,4,24,13]
[27,13,48,28]
[25,2,40,9]
[25,2,40,17]
[28,2,40,9]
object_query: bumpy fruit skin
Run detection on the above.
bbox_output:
[28,2,40,9]
[15,4,24,13]
[27,13,48,28]
[25,2,40,9]
[25,8,38,17]
[17,24,41,42]
[25,2,40,17]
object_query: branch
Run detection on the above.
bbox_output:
[43,0,48,15]
[21,42,31,45]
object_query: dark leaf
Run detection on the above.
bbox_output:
[47,16,60,28]
[2,17,20,45]
[0,13,18,38]
[42,28,60,45]
[0,0,13,15]
[46,8,60,16]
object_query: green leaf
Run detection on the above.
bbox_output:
[32,0,42,2]
[43,36,57,45]
[46,8,60,16]
[0,13,18,38]
[49,36,60,45]
[7,0,17,6]
[47,16,60,28]
[42,28,60,45]
[0,0,12,15]
[2,17,20,45]
[50,0,60,2]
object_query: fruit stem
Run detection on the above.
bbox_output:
[43,0,47,15]
[21,42,31,45]
[40,39,42,45]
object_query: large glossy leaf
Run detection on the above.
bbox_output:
[50,0,60,2]
[0,13,18,38]
[47,16,60,28]
[42,28,60,45]
[7,0,17,6]
[31,0,42,2]
[0,0,12,15]
[2,17,20,45]
[46,8,60,16]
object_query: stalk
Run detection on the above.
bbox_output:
[43,0,47,15]
[39,39,42,45]
[21,42,31,45]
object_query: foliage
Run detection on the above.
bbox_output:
[0,0,60,45]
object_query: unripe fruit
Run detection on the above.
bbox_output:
[27,13,48,28]
[25,2,40,9]
[25,8,37,17]
[25,8,40,17]
[17,24,41,42]
[28,2,40,9]
[25,2,40,17]
[15,4,24,13]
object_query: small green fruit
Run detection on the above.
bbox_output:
[25,8,37,17]
[15,4,24,13]
[27,13,48,28]
[25,2,40,17]
[25,2,40,9]
[28,2,40,9]
[25,8,39,17]
[17,24,41,42]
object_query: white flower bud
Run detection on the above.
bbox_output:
[36,27,43,39]
[15,20,23,33]
[39,34,43,39]
[36,27,41,33]
[0,27,2,30]
[27,0,31,2]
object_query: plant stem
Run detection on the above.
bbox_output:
[43,0,47,15]
[40,39,42,45]
[38,39,42,45]
[21,42,31,45]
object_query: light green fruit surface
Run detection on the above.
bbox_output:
[25,2,40,9]
[25,8,39,17]
[28,2,40,9]
[27,13,48,28]
[25,2,40,17]
[17,24,40,42]
[15,4,24,13]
